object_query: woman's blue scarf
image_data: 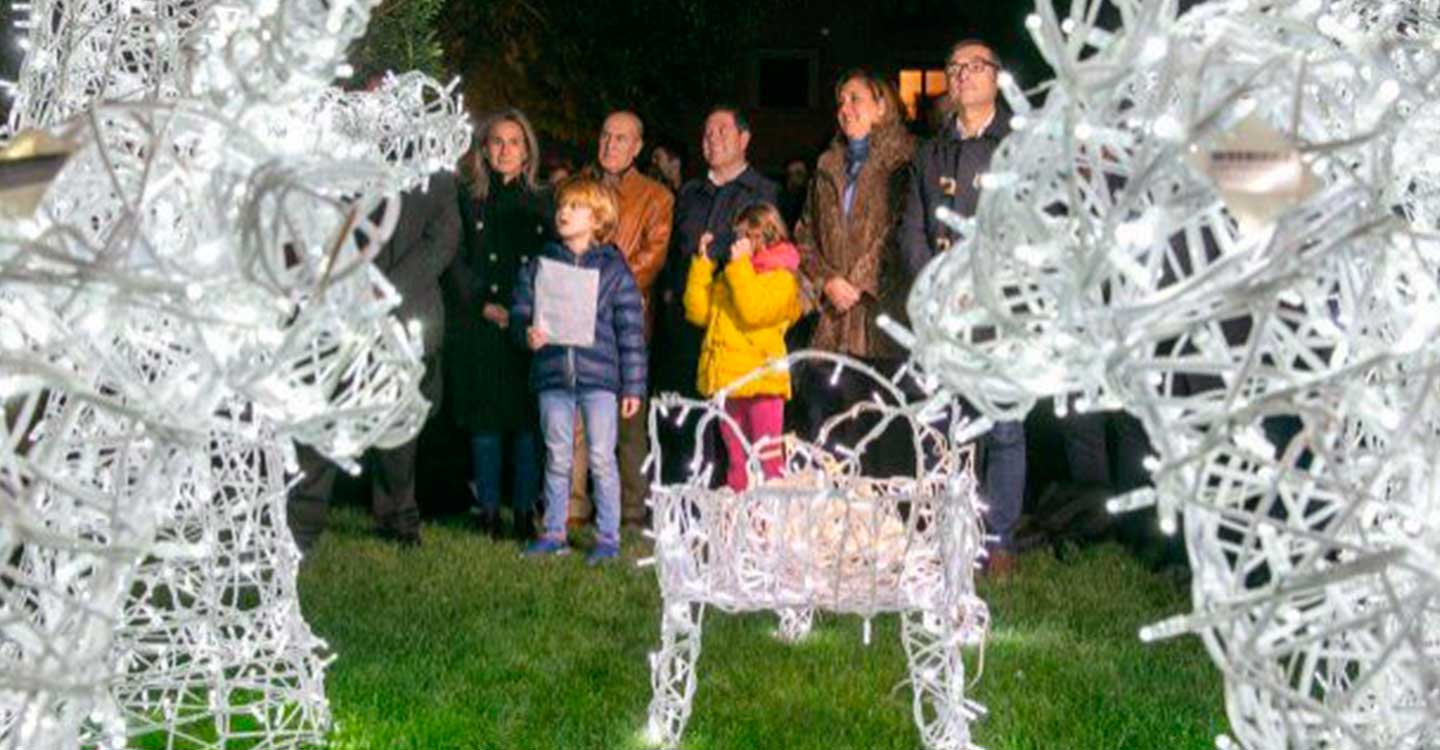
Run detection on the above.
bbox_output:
[842,135,871,216]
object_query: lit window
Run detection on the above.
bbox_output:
[898,68,948,121]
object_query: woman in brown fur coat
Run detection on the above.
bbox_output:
[793,69,917,462]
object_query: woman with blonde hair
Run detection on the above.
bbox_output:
[444,108,552,541]
[794,69,916,460]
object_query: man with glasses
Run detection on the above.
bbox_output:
[900,38,1024,576]
[901,39,1008,276]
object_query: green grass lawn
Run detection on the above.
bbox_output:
[298,509,1225,750]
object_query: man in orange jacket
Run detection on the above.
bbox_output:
[569,110,674,530]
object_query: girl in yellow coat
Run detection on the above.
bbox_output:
[684,203,803,491]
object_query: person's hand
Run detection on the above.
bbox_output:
[731,236,754,261]
[482,303,510,329]
[823,277,862,313]
[621,396,642,419]
[697,232,714,259]
[527,326,548,351]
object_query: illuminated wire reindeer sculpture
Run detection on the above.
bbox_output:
[0,0,470,746]
[905,2,1440,749]
[642,351,990,750]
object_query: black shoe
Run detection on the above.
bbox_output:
[293,533,320,556]
[377,527,422,548]
[513,511,536,542]
[474,508,502,539]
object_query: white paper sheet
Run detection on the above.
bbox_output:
[534,257,599,347]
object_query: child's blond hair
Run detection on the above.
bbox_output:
[555,175,619,244]
[733,202,789,248]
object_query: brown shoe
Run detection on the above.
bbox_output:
[985,550,1018,578]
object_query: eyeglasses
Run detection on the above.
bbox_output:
[945,59,998,78]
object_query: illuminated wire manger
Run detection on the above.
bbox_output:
[642,352,990,750]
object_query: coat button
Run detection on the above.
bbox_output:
[490,284,499,293]
[535,225,543,234]
[476,220,484,230]
[489,254,498,261]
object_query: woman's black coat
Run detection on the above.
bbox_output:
[443,179,554,432]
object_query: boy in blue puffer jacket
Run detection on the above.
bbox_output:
[511,175,646,565]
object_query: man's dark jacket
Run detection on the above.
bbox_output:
[510,241,648,398]
[899,103,1013,278]
[375,170,461,358]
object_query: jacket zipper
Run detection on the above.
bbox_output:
[565,249,580,389]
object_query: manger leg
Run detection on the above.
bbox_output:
[775,608,814,643]
[646,599,706,748]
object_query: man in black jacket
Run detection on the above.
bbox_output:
[900,39,1028,575]
[653,106,779,483]
[289,170,461,551]
[900,40,1012,278]
[902,40,1116,576]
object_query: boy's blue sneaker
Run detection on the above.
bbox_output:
[524,537,570,557]
[586,541,620,567]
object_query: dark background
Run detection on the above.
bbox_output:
[435,0,1051,175]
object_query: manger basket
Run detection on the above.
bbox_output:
[641,352,990,750]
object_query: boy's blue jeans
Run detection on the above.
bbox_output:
[539,389,620,545]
